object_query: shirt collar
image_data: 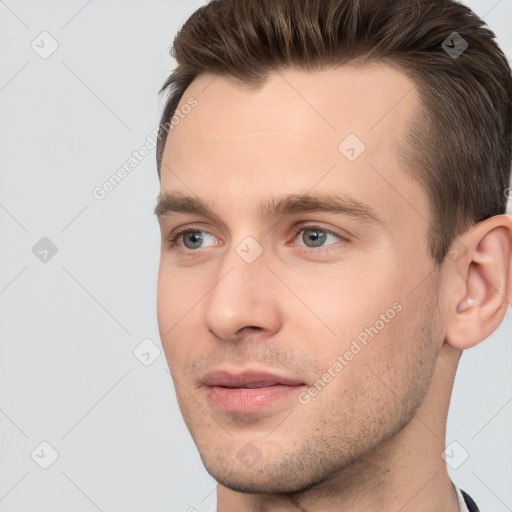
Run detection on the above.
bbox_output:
[454,483,471,512]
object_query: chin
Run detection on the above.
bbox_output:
[198,443,347,496]
[204,466,311,495]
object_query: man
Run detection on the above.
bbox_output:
[154,0,512,510]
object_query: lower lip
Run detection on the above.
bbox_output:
[207,384,305,413]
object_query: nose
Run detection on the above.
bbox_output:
[203,243,282,342]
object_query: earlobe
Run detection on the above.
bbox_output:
[445,215,512,351]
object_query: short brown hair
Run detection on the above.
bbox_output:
[156,0,512,265]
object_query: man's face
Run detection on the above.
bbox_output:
[156,64,446,493]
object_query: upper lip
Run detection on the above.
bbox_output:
[201,369,305,388]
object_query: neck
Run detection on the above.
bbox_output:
[216,343,463,512]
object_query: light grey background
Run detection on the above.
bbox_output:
[0,1,511,511]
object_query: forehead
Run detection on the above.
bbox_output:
[160,63,429,235]
[166,62,418,153]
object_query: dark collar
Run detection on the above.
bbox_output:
[461,489,480,512]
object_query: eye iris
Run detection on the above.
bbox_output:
[184,232,203,249]
[303,228,326,247]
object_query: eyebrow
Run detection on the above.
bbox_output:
[155,191,384,227]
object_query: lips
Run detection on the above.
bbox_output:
[201,369,306,413]
[202,370,305,388]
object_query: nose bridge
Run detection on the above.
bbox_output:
[203,236,280,340]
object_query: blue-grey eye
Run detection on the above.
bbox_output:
[169,229,219,250]
[183,231,207,249]
[303,228,326,247]
[294,227,342,248]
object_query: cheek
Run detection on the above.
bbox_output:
[156,266,197,372]
[156,261,205,328]
[289,272,424,410]
[280,262,401,350]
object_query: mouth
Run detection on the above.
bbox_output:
[201,369,307,413]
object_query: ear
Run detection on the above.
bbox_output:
[444,214,512,350]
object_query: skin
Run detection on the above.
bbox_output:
[155,64,512,511]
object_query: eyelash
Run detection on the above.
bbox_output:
[166,224,348,254]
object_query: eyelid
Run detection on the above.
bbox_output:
[289,223,349,243]
[167,224,220,249]
[166,222,349,251]
[286,224,348,255]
